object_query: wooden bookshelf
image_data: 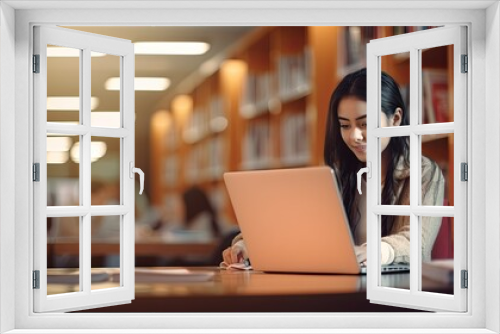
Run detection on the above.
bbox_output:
[151,26,454,232]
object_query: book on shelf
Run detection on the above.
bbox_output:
[242,120,273,169]
[163,156,179,187]
[165,122,179,151]
[280,112,310,165]
[240,73,275,118]
[241,73,255,111]
[209,95,224,119]
[186,143,209,183]
[338,26,438,77]
[183,106,210,144]
[209,95,228,133]
[338,27,383,76]
[399,84,410,117]
[392,26,439,35]
[422,69,449,124]
[208,136,226,179]
[256,72,274,108]
[278,47,312,101]
[344,26,363,68]
[240,158,275,171]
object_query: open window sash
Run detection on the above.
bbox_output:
[366,26,467,312]
[33,26,135,312]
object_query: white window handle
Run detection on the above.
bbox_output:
[129,162,144,195]
[357,162,371,195]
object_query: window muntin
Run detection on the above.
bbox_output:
[6,11,484,328]
[366,26,467,312]
[34,25,135,313]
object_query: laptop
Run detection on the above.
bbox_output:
[223,166,410,275]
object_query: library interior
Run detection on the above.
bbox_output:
[45,26,456,312]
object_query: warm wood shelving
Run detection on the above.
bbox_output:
[151,26,453,225]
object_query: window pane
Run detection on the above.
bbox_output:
[380,215,410,291]
[91,137,121,206]
[380,52,410,128]
[47,134,80,206]
[421,45,453,124]
[380,136,410,205]
[421,134,453,206]
[47,216,80,295]
[91,215,121,290]
[421,216,454,295]
[47,45,81,124]
[91,54,121,128]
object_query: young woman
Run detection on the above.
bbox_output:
[222,68,445,266]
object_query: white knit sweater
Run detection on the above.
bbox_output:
[231,156,445,266]
[352,156,445,264]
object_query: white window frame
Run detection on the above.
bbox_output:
[33,25,136,313]
[0,1,498,333]
[366,26,468,312]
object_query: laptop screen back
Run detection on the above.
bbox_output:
[224,166,361,274]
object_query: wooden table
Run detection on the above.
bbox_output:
[46,267,453,313]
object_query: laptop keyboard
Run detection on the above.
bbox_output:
[360,263,410,274]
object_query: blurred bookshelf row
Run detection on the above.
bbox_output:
[151,25,454,224]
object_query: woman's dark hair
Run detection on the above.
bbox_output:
[182,186,221,237]
[324,68,409,237]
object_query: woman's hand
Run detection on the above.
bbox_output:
[354,244,367,266]
[222,239,249,264]
[354,242,395,266]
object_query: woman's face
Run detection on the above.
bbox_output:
[337,97,401,162]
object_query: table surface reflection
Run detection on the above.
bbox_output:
[46,267,453,313]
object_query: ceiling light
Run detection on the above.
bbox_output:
[46,137,72,151]
[47,151,69,164]
[221,59,247,77]
[151,110,172,132]
[105,77,170,91]
[47,121,80,126]
[47,97,99,111]
[70,144,79,163]
[47,47,106,57]
[91,112,121,128]
[48,122,80,136]
[134,42,210,55]
[70,142,107,163]
[90,142,107,160]
[172,95,193,115]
